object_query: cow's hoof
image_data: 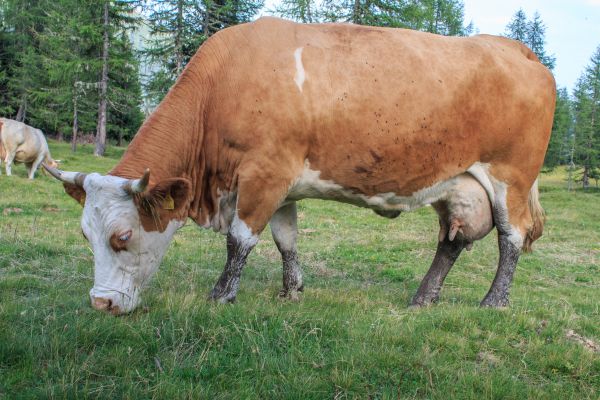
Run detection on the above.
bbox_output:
[208,290,236,304]
[409,294,438,308]
[479,296,509,308]
[278,286,303,301]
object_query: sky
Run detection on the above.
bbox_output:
[262,1,600,92]
[462,0,600,92]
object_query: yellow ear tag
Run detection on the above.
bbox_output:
[80,193,86,207]
[162,193,175,210]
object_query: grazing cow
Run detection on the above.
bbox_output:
[0,118,59,179]
[45,18,555,315]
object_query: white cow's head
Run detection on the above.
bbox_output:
[45,166,191,315]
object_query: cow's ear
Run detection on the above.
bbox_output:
[134,178,191,231]
[63,182,86,207]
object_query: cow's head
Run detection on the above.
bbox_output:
[44,165,191,315]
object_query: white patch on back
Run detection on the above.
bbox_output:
[294,47,305,92]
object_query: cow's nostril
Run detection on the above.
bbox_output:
[92,297,111,311]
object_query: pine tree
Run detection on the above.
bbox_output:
[419,0,467,36]
[320,0,412,27]
[143,0,205,105]
[504,9,555,71]
[0,0,46,122]
[274,0,319,23]
[526,12,555,70]
[572,46,600,189]
[107,31,145,146]
[317,0,469,33]
[95,0,141,156]
[0,0,144,153]
[143,0,263,106]
[545,87,572,168]
[505,8,527,43]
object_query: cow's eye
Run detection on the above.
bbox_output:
[110,230,132,252]
[119,231,132,242]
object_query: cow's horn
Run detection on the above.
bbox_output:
[43,164,86,187]
[124,168,150,194]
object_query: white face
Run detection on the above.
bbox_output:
[80,173,182,314]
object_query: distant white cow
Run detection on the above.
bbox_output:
[0,118,58,179]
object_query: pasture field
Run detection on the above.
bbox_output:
[0,140,599,399]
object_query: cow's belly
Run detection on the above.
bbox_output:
[15,150,36,163]
[286,160,492,213]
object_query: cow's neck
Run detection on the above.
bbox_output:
[110,74,206,184]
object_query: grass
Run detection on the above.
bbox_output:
[1,140,599,399]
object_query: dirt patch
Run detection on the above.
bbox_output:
[308,260,345,278]
[476,351,501,367]
[565,329,600,353]
[3,207,23,215]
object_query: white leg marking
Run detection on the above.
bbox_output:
[294,47,306,92]
[230,213,259,248]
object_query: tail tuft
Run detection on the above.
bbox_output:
[523,179,545,252]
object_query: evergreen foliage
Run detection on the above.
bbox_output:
[281,0,472,35]
[142,0,263,105]
[504,8,555,70]
[0,0,143,153]
[572,46,600,188]
[545,87,572,168]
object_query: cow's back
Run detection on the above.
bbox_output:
[201,18,555,197]
[0,118,47,163]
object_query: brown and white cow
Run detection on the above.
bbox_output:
[0,118,59,179]
[45,18,555,314]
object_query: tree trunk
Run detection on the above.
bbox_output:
[175,0,183,76]
[95,0,110,157]
[585,83,598,189]
[352,0,361,24]
[15,95,27,122]
[72,91,78,153]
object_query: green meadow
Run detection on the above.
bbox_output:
[0,141,598,399]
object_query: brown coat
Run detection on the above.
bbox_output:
[108,17,555,246]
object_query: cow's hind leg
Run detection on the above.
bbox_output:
[411,238,464,306]
[270,202,303,300]
[480,232,522,307]
[480,179,533,308]
[27,152,45,179]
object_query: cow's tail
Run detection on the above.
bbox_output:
[523,179,545,252]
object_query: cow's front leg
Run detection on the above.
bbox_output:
[4,150,16,176]
[410,238,464,307]
[270,202,303,300]
[208,220,258,304]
